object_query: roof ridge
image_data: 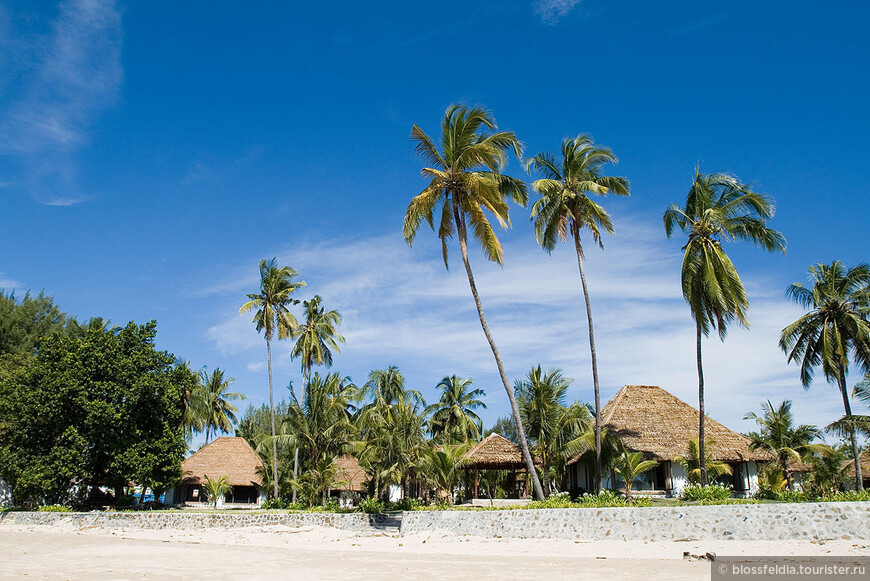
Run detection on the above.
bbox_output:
[602,385,630,425]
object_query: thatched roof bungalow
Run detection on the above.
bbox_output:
[845,450,870,490]
[568,385,766,497]
[166,437,266,507]
[461,433,541,500]
[334,455,369,494]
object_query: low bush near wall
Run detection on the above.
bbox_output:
[36,505,73,512]
[680,484,732,501]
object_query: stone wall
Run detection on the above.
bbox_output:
[401,502,870,541]
[5,503,868,542]
[2,511,389,532]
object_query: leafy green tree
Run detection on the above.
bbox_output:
[203,475,231,509]
[403,104,543,500]
[427,375,486,444]
[0,321,191,505]
[804,443,850,497]
[199,368,246,443]
[664,169,785,485]
[780,261,870,490]
[744,400,818,490]
[612,447,658,500]
[525,135,629,492]
[514,366,592,495]
[674,438,733,485]
[486,416,519,444]
[240,258,306,498]
[0,290,67,357]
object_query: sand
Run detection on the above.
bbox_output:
[2,520,868,580]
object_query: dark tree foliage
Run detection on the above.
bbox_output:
[486,416,519,444]
[0,321,193,505]
[0,290,67,357]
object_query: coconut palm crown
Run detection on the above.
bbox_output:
[403,104,544,499]
[664,169,785,485]
[525,134,629,493]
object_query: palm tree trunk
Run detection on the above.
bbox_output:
[266,338,280,499]
[838,364,863,491]
[696,320,708,486]
[452,199,545,500]
[292,447,299,503]
[573,227,603,493]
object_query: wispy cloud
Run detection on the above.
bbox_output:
[679,8,735,35]
[201,211,849,432]
[0,0,122,205]
[0,274,24,291]
[534,0,581,24]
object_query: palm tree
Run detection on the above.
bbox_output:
[421,442,471,504]
[674,438,733,485]
[203,475,231,510]
[744,400,818,490]
[427,375,486,444]
[826,373,870,440]
[289,295,344,501]
[240,258,306,497]
[199,368,246,443]
[357,367,428,499]
[612,448,658,500]
[283,372,357,468]
[525,135,629,492]
[514,366,592,495]
[780,261,870,490]
[403,104,544,500]
[664,169,785,485]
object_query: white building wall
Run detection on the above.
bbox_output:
[669,462,690,497]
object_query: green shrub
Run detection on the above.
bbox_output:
[822,490,870,502]
[359,498,384,513]
[37,504,74,512]
[261,498,301,510]
[680,484,731,501]
[387,498,423,511]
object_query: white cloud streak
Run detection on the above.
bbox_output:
[202,212,855,434]
[534,0,581,24]
[1,0,122,205]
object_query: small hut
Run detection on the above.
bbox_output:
[568,385,767,497]
[462,433,541,500]
[333,455,369,494]
[166,437,266,508]
[845,450,870,490]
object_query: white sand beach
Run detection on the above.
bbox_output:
[3,520,868,580]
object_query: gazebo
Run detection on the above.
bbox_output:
[462,433,541,499]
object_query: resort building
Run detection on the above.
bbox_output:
[845,450,870,491]
[165,436,266,508]
[461,433,541,505]
[568,385,767,497]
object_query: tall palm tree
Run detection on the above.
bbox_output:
[514,366,592,495]
[199,368,246,444]
[744,400,818,490]
[403,104,544,499]
[780,261,870,490]
[240,258,306,497]
[525,135,629,492]
[288,295,344,501]
[664,169,785,485]
[427,375,486,444]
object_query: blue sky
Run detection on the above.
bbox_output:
[1,0,868,442]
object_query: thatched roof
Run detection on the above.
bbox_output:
[334,455,368,493]
[462,433,541,470]
[570,385,767,463]
[846,450,870,478]
[181,437,264,487]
